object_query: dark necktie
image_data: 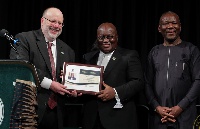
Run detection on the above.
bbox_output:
[47,42,57,109]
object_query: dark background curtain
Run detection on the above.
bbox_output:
[1,0,200,65]
[1,0,200,128]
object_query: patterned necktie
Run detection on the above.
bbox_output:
[47,42,57,109]
[47,42,56,81]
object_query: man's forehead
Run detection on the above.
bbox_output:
[161,15,177,22]
[162,17,175,21]
[160,12,180,21]
[98,27,114,31]
[98,27,115,34]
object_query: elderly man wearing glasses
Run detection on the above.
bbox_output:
[10,7,77,129]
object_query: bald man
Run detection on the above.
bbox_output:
[10,7,75,129]
[81,22,144,129]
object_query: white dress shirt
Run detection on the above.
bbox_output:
[97,51,113,70]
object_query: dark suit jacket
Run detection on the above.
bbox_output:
[82,46,144,129]
[10,29,75,129]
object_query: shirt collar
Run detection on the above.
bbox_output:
[46,40,56,46]
[51,40,56,46]
[99,50,115,57]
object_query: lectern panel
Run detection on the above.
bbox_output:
[0,60,39,129]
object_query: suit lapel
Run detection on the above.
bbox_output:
[84,51,99,65]
[91,52,99,65]
[87,49,121,78]
[56,40,64,72]
[104,49,121,78]
[34,30,52,74]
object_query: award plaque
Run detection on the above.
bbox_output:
[62,62,103,94]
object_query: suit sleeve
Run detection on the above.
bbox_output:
[10,33,45,83]
[115,50,144,102]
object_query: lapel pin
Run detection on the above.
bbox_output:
[61,52,64,54]
[112,57,116,60]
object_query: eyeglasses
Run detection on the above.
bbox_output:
[43,17,64,27]
[97,35,114,41]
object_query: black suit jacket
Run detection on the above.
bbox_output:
[82,46,144,129]
[10,29,75,128]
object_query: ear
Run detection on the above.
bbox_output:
[116,35,118,41]
[41,17,44,22]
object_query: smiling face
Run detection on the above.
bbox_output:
[41,7,64,42]
[158,11,181,45]
[97,23,118,53]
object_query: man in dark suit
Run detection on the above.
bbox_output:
[82,22,144,129]
[10,7,76,129]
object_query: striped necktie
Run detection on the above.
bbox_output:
[47,42,57,109]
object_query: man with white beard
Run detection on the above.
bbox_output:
[10,7,77,129]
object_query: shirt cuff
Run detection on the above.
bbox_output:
[113,88,118,98]
[113,88,123,108]
[40,77,52,89]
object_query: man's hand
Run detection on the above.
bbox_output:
[70,90,82,97]
[97,82,115,101]
[155,106,176,123]
[169,105,183,118]
[161,115,176,123]
[156,106,172,117]
[59,70,82,97]
[160,105,182,123]
[50,81,70,95]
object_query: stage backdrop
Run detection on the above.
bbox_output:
[0,0,200,128]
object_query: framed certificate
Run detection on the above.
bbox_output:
[62,62,103,94]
